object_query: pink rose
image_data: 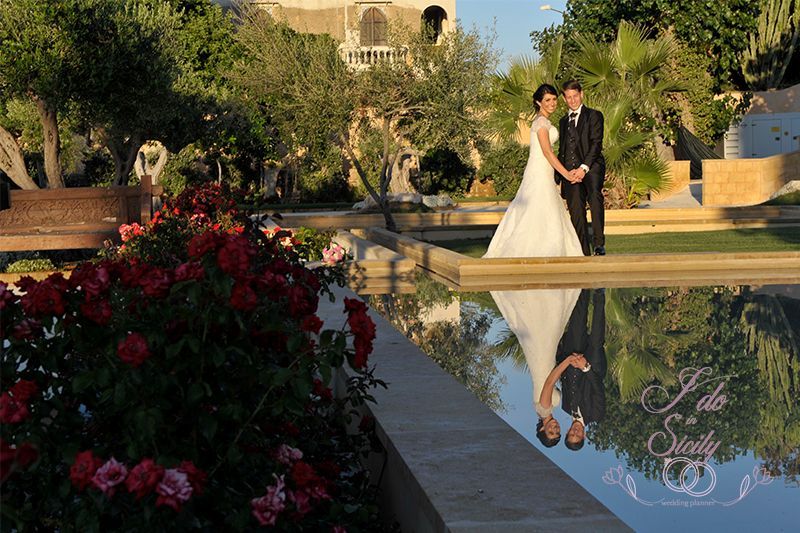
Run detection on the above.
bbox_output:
[156,468,193,512]
[91,458,129,497]
[251,475,286,526]
[275,444,303,465]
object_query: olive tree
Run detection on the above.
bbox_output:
[233,7,497,230]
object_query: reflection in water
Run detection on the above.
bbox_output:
[558,289,607,451]
[369,274,506,411]
[491,288,579,418]
[372,281,800,530]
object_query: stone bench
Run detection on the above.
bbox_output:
[0,176,158,252]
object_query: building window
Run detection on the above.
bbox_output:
[360,7,387,47]
[421,6,447,44]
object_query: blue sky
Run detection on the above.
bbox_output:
[455,0,567,64]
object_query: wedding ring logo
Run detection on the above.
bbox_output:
[662,457,717,497]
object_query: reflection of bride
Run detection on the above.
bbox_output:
[484,84,582,258]
[491,288,580,446]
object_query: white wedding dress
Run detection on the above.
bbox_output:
[484,115,583,258]
[491,288,580,417]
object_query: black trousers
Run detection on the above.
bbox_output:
[562,173,604,256]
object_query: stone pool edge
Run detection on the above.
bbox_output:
[317,285,632,532]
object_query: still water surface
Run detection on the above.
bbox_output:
[370,281,800,532]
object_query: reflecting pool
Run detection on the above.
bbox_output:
[369,279,800,532]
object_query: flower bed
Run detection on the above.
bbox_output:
[1,183,384,531]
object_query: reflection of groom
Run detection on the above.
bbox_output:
[557,80,606,256]
[556,289,606,451]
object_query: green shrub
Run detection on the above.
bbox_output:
[478,141,528,196]
[415,148,475,196]
[292,227,337,262]
[5,258,56,273]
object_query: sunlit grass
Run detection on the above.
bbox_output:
[434,227,800,257]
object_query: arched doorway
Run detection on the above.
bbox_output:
[360,7,388,47]
[421,6,448,43]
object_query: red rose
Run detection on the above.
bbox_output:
[80,298,113,325]
[0,392,29,424]
[10,379,38,402]
[301,316,323,334]
[188,231,220,259]
[287,285,316,318]
[117,332,152,367]
[230,282,258,311]
[70,450,103,491]
[0,440,37,482]
[139,266,174,298]
[175,261,205,282]
[358,415,375,433]
[178,460,207,496]
[0,439,15,482]
[14,442,38,469]
[312,379,333,401]
[0,282,16,311]
[291,461,317,488]
[70,263,111,297]
[20,280,66,318]
[216,234,255,276]
[125,458,164,500]
[11,319,43,340]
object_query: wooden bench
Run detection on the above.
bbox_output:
[0,176,158,252]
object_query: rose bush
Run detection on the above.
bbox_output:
[0,183,384,531]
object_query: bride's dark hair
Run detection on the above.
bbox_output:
[532,83,559,111]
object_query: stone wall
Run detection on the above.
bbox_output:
[702,150,800,206]
[650,160,691,201]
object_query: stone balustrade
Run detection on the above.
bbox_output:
[338,45,408,70]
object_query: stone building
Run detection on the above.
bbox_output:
[218,1,456,68]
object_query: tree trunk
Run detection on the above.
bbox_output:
[0,125,39,189]
[34,97,64,188]
[104,132,142,186]
[341,133,397,232]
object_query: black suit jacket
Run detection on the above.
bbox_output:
[556,106,606,184]
[557,289,606,424]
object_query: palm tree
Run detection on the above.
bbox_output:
[487,37,564,142]
[571,22,683,207]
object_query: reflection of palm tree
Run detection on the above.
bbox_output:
[741,294,800,483]
[604,288,676,402]
[492,324,527,371]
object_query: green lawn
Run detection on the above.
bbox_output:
[434,227,800,257]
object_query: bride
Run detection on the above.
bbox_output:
[484,84,583,258]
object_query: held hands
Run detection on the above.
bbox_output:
[567,353,590,371]
[567,168,586,183]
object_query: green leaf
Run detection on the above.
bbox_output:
[187,382,205,405]
[72,372,95,394]
[113,382,126,407]
[199,413,218,442]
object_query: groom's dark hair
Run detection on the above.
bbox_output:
[562,80,583,92]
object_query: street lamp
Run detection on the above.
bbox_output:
[539,4,565,15]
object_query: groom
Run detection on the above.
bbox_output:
[556,289,606,451]
[557,80,606,256]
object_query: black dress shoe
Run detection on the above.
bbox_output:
[593,246,606,256]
